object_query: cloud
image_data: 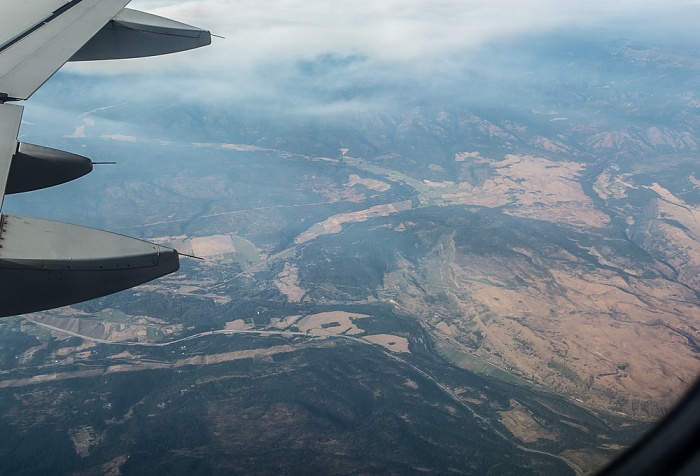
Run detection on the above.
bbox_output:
[116,0,700,64]
[65,1,697,77]
[57,0,700,118]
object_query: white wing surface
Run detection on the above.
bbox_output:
[0,0,131,101]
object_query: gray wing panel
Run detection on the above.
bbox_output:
[0,0,68,50]
[0,104,23,211]
[0,0,131,101]
[0,215,179,317]
[70,8,212,61]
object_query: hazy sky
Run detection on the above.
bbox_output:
[70,1,700,76]
[44,1,700,120]
[128,0,700,62]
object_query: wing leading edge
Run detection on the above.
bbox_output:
[0,0,211,317]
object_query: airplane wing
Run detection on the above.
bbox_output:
[0,0,211,317]
[0,0,131,102]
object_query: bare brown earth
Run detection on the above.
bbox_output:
[313,174,378,203]
[346,173,391,192]
[220,143,270,152]
[190,234,236,257]
[295,311,368,336]
[382,243,700,420]
[378,157,700,421]
[70,426,104,457]
[444,154,610,228]
[499,400,557,444]
[363,334,410,353]
[294,200,412,244]
[224,319,248,330]
[275,263,307,302]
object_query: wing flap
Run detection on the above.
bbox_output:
[70,8,212,61]
[0,215,179,317]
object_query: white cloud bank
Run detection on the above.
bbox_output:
[55,0,700,114]
[150,1,700,52]
[72,0,700,74]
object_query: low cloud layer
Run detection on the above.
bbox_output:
[144,1,697,55]
[42,1,700,121]
[116,0,700,66]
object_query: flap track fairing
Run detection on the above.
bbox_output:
[70,8,212,61]
[7,142,93,194]
[0,215,179,317]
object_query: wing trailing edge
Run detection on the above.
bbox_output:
[0,216,179,318]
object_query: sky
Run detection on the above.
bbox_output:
[126,0,699,62]
[25,0,700,134]
[66,0,700,93]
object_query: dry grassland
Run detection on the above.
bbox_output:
[363,334,410,353]
[347,174,391,192]
[191,235,236,257]
[295,201,412,244]
[296,311,369,336]
[444,154,610,228]
[498,400,557,444]
[275,263,307,302]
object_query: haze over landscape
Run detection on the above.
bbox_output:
[1,0,700,474]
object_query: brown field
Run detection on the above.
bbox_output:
[363,334,410,353]
[295,201,412,244]
[498,400,557,444]
[275,263,307,302]
[191,235,236,257]
[296,311,369,336]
